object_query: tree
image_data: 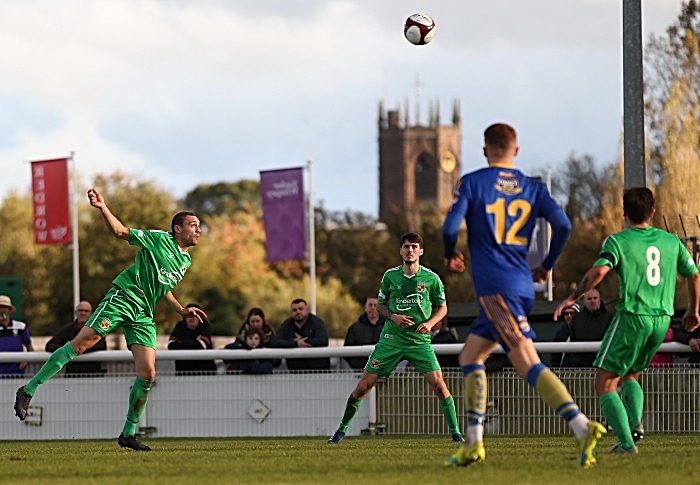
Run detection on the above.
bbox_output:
[645,1,700,216]
[0,190,72,335]
[182,180,261,218]
[644,1,700,306]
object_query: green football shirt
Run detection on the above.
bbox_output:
[377,265,446,347]
[112,229,192,316]
[593,226,698,316]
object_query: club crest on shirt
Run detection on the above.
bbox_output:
[416,282,426,292]
[100,318,111,330]
[495,173,522,195]
[370,358,380,368]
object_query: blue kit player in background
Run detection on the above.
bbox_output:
[441,123,605,468]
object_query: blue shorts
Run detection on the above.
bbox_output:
[470,294,536,352]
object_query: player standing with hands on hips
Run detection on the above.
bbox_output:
[14,188,205,451]
[327,232,462,444]
[441,123,605,468]
[554,187,700,454]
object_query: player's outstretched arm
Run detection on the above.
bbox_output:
[553,265,610,320]
[682,273,700,332]
[164,291,206,323]
[87,188,130,241]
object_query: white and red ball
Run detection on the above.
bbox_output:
[404,13,436,45]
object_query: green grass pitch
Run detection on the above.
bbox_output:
[1,434,699,484]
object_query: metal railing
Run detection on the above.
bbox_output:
[0,342,697,440]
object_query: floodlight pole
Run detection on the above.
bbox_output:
[622,0,646,188]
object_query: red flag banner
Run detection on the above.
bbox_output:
[31,158,71,245]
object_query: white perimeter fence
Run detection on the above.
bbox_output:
[0,343,698,440]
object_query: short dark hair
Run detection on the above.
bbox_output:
[623,187,654,224]
[291,298,307,306]
[171,211,197,233]
[484,123,517,155]
[243,326,265,341]
[399,232,423,248]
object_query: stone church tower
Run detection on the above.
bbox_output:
[378,100,462,223]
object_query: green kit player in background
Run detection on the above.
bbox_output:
[555,187,700,454]
[14,188,206,451]
[328,232,462,444]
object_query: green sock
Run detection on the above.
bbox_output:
[600,391,635,449]
[122,377,152,437]
[439,396,461,434]
[24,343,78,395]
[338,395,363,433]
[620,380,644,428]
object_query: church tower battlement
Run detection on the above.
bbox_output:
[378,99,462,223]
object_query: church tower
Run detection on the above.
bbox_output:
[378,99,462,223]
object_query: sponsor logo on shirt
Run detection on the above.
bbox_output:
[395,294,423,311]
[495,173,522,195]
[157,267,185,286]
[383,334,394,339]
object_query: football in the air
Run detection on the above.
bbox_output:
[404,13,436,45]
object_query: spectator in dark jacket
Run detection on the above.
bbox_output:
[168,303,216,374]
[673,319,700,364]
[343,297,386,369]
[234,327,274,374]
[570,289,613,367]
[234,308,276,347]
[46,301,106,375]
[550,303,580,368]
[271,299,330,370]
[431,317,460,369]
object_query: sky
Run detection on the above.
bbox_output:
[0,0,685,217]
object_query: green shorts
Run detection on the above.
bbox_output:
[85,286,157,349]
[594,312,670,376]
[364,339,441,377]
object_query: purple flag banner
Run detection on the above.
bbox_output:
[260,167,306,261]
[526,218,547,268]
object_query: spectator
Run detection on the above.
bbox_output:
[550,303,580,368]
[648,326,674,369]
[431,317,460,369]
[0,295,34,376]
[235,308,275,347]
[271,298,330,370]
[235,327,274,374]
[167,303,216,374]
[46,301,106,375]
[570,289,613,367]
[343,297,386,369]
[673,320,700,365]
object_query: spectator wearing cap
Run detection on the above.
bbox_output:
[550,302,580,368]
[45,301,107,375]
[0,295,34,376]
